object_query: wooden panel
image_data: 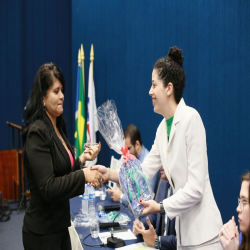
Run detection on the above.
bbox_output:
[0,149,23,201]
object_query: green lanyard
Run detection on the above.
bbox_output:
[127,165,149,201]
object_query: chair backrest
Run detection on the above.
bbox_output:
[107,156,121,189]
[69,221,84,250]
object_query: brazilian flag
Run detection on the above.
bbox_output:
[75,48,87,158]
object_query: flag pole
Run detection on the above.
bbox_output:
[80,44,85,96]
[90,44,94,79]
[75,48,80,120]
[78,49,81,65]
[85,44,98,166]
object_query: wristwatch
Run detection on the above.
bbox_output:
[159,202,165,214]
[155,236,161,249]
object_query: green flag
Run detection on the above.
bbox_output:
[75,49,87,158]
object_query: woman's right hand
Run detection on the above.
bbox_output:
[83,167,105,188]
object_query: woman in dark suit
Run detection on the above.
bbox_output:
[22,63,104,250]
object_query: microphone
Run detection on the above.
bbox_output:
[106,202,129,248]
[82,202,129,248]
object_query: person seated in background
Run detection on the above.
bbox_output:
[219,171,250,250]
[133,167,176,250]
[107,123,160,205]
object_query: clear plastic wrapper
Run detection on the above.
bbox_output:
[95,100,153,218]
[95,100,124,154]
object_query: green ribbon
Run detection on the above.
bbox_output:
[126,164,149,201]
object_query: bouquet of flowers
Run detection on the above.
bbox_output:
[95,100,152,218]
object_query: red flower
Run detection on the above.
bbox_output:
[121,145,135,163]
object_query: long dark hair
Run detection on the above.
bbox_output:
[239,171,250,250]
[26,63,67,136]
[153,46,186,104]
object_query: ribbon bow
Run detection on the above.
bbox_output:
[121,145,135,164]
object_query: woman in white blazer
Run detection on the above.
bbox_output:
[92,46,223,249]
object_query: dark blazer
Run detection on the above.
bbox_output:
[23,115,86,234]
[141,179,176,250]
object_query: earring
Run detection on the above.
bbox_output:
[43,103,46,111]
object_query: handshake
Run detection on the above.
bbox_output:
[82,164,110,188]
[79,142,110,188]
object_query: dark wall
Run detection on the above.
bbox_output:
[72,0,250,223]
[0,0,72,149]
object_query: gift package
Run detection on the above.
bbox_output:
[95,100,152,218]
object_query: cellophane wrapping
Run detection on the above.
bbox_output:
[95,100,153,218]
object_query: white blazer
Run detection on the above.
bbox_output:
[142,98,223,247]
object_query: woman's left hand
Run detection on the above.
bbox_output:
[80,142,101,164]
[140,200,161,216]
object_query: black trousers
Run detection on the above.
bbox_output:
[22,228,71,250]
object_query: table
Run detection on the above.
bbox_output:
[70,192,143,250]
